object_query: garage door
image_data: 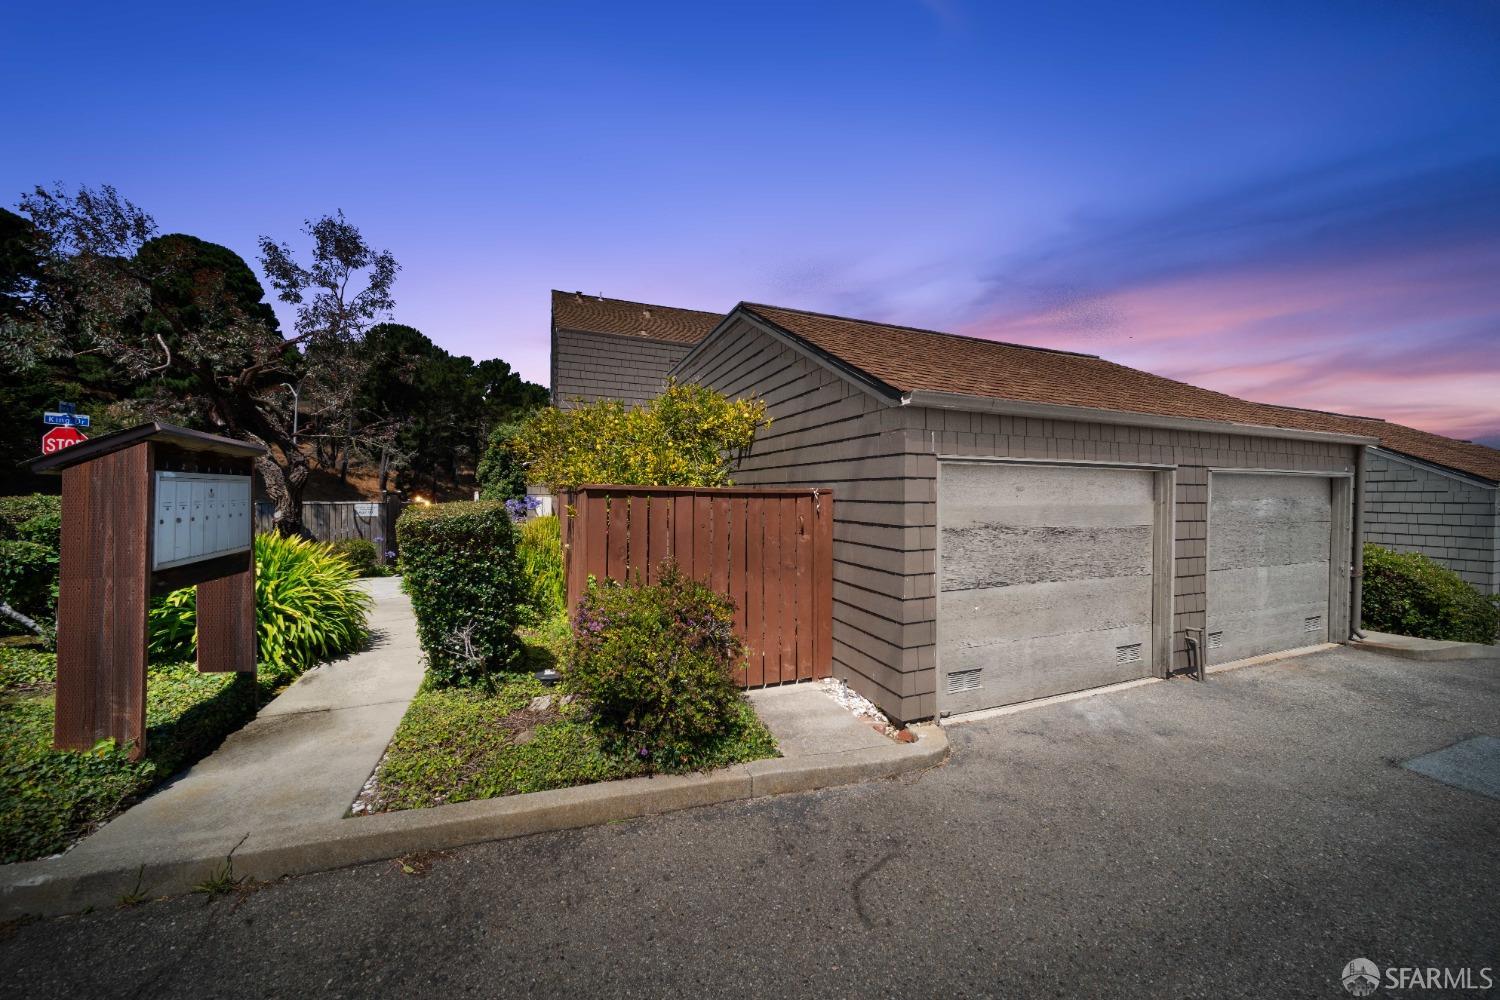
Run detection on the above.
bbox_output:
[1207,473,1331,665]
[938,462,1157,714]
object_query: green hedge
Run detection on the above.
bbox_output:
[397,501,526,686]
[1362,543,1499,644]
[0,496,62,639]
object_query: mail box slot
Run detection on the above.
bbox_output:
[153,471,252,571]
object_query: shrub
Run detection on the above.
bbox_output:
[1362,544,1500,644]
[477,421,528,502]
[0,494,61,535]
[397,500,526,686]
[0,495,62,641]
[331,537,381,577]
[567,564,745,769]
[149,533,373,680]
[0,539,58,631]
[512,380,769,493]
[517,515,565,621]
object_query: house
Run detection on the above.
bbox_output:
[549,290,723,409]
[550,294,1497,722]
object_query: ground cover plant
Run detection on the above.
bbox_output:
[367,611,776,811]
[1362,543,1499,643]
[0,647,267,864]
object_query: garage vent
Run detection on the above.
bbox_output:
[1207,631,1223,650]
[1115,643,1142,664]
[1304,615,1322,633]
[947,669,982,694]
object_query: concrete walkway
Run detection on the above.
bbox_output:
[1355,629,1497,661]
[1,606,945,917]
[2,578,423,899]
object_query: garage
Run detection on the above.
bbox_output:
[1206,472,1337,665]
[937,461,1167,714]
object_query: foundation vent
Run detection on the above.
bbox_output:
[947,669,982,694]
[1115,643,1143,664]
[1304,615,1322,633]
[1207,631,1224,650]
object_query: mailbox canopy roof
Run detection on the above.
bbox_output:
[28,421,266,474]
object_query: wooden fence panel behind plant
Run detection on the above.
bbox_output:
[561,485,834,687]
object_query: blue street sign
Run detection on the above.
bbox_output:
[43,411,91,428]
[57,402,75,414]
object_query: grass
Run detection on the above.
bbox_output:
[367,613,779,812]
[0,644,304,865]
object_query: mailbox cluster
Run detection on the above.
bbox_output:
[29,422,267,759]
[153,471,253,571]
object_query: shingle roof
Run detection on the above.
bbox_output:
[737,302,1500,484]
[552,290,722,345]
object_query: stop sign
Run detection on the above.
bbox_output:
[41,425,87,455]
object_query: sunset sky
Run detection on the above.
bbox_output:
[6,1,1498,443]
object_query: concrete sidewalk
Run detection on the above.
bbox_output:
[9,577,423,884]
[0,599,945,917]
[1355,629,1496,661]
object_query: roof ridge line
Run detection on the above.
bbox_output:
[739,302,1103,359]
[551,289,725,318]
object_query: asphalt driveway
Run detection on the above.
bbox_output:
[3,645,1496,999]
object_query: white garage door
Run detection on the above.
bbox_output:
[938,462,1157,714]
[1207,473,1331,665]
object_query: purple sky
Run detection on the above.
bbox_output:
[7,1,1499,443]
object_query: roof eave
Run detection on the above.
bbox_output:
[1369,446,1499,489]
[670,305,903,405]
[902,390,1382,448]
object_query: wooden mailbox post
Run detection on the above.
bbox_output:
[29,422,266,759]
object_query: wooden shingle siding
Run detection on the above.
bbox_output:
[550,328,693,409]
[1363,451,1498,593]
[676,317,1361,723]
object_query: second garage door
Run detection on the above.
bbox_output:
[938,462,1158,714]
[1206,472,1332,665]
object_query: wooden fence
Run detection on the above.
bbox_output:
[254,498,405,562]
[561,485,834,687]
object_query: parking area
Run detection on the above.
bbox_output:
[3,645,1496,998]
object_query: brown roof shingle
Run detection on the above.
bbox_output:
[552,290,723,345]
[738,303,1500,483]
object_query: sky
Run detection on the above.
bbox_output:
[5,1,1499,444]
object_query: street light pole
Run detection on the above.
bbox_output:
[280,382,300,445]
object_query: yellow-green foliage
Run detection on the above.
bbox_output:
[512,380,769,493]
[517,515,565,620]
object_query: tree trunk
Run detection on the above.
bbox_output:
[257,447,312,538]
[378,446,390,493]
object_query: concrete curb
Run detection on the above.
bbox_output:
[0,726,947,920]
[1353,633,1496,662]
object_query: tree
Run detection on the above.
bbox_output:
[1,185,399,533]
[509,380,769,494]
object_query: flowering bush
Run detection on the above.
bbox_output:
[505,495,542,521]
[567,564,745,769]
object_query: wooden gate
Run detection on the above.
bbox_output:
[562,485,833,687]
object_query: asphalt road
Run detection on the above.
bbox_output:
[3,646,1497,999]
